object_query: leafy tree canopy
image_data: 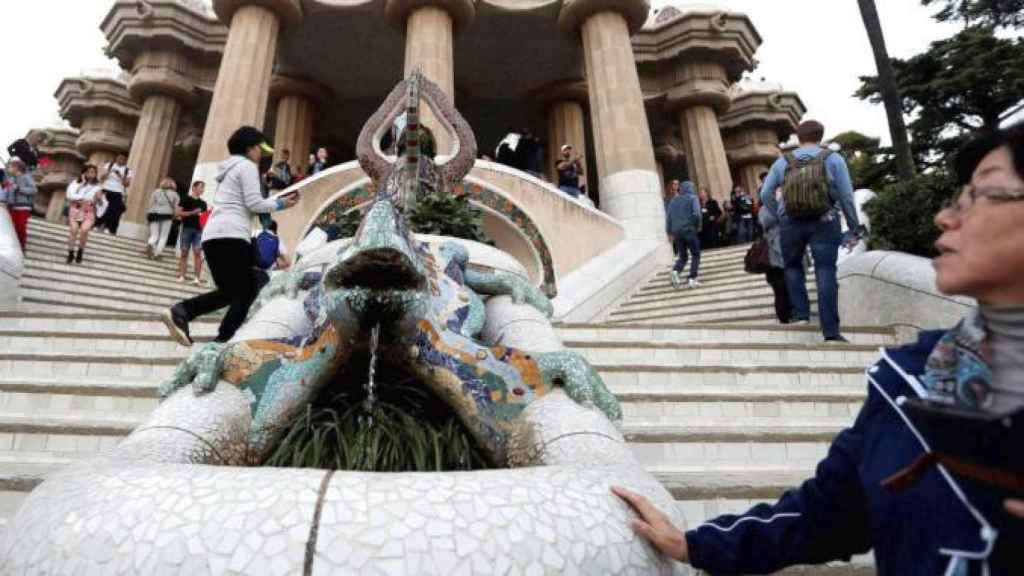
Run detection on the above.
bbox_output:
[921,0,1024,28]
[829,131,898,191]
[857,26,1024,165]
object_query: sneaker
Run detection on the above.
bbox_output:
[825,335,850,344]
[161,305,193,347]
[687,278,702,289]
[177,276,186,283]
[75,249,83,264]
[791,319,811,326]
[670,270,681,289]
[145,244,153,259]
[193,278,203,286]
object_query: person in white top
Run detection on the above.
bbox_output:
[65,164,103,264]
[144,177,180,260]
[97,153,131,234]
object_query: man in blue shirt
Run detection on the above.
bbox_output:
[759,120,861,342]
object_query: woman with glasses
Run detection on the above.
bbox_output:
[613,122,1024,575]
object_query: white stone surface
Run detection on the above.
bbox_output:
[838,250,975,335]
[0,207,24,311]
[599,169,667,242]
[482,295,563,352]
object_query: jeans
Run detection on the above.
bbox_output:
[178,239,258,343]
[558,184,580,198]
[780,215,842,338]
[672,230,701,279]
[765,266,792,324]
[100,191,125,234]
[736,217,754,243]
[147,218,173,258]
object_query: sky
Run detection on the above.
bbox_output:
[0,0,964,151]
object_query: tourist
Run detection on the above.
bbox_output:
[309,147,328,176]
[144,177,179,260]
[733,185,755,243]
[665,180,702,289]
[1,157,36,251]
[556,144,583,198]
[252,220,291,291]
[760,120,861,342]
[614,122,1024,575]
[719,199,734,246]
[759,189,792,324]
[162,126,299,346]
[176,181,207,285]
[6,132,42,173]
[266,149,293,191]
[64,164,102,264]
[698,187,722,249]
[97,153,131,234]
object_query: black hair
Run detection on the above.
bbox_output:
[267,220,278,233]
[954,121,1024,185]
[227,126,268,156]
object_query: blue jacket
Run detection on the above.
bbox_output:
[685,331,1022,575]
[666,182,702,236]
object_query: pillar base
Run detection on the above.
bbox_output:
[598,169,666,241]
[116,219,151,242]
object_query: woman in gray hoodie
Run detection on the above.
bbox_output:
[162,126,298,345]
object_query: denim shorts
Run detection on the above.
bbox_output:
[180,227,203,251]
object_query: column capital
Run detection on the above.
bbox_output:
[558,0,650,36]
[385,0,476,33]
[128,66,198,105]
[213,0,303,28]
[664,61,731,115]
[269,75,333,106]
[533,79,589,106]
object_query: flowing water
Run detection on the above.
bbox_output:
[365,323,381,423]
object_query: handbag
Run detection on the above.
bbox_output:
[743,238,772,274]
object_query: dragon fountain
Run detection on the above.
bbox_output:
[1,73,687,575]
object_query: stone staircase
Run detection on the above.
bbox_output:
[0,218,884,573]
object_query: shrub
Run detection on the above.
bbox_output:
[408,192,490,244]
[863,171,957,257]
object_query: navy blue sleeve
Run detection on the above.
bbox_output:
[685,387,878,574]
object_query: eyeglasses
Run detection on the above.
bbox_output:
[940,185,1024,216]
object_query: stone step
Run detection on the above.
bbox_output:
[0,310,220,333]
[23,248,185,285]
[21,267,207,301]
[622,280,816,309]
[27,233,183,274]
[598,364,865,394]
[0,352,180,382]
[28,225,178,263]
[20,287,172,316]
[24,257,206,295]
[29,218,150,248]
[610,292,814,320]
[573,341,877,369]
[630,433,834,471]
[555,323,894,347]
[636,273,801,299]
[21,277,182,310]
[608,301,820,325]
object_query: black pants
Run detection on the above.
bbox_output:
[765,266,792,324]
[179,238,258,343]
[100,191,126,234]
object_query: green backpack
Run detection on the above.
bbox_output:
[781,150,834,219]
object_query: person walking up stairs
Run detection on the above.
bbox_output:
[665,180,703,290]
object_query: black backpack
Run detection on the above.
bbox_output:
[7,139,39,169]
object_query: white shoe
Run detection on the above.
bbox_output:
[791,319,811,326]
[687,278,701,289]
[194,278,203,286]
[177,276,186,283]
[670,271,681,289]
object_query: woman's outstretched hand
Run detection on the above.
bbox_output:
[611,486,689,563]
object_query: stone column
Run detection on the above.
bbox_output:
[386,0,475,158]
[46,191,66,223]
[560,0,664,240]
[668,61,733,203]
[739,162,770,197]
[197,0,303,168]
[542,82,589,184]
[270,77,330,177]
[120,50,197,238]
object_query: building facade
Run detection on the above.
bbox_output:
[32,0,805,240]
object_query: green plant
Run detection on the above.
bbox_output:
[408,192,490,244]
[864,171,957,257]
[262,380,492,473]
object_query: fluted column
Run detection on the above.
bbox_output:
[386,0,475,157]
[198,1,302,165]
[668,61,733,203]
[123,94,182,233]
[88,151,118,169]
[546,100,588,185]
[46,191,66,223]
[560,0,663,240]
[739,162,770,196]
[270,77,330,177]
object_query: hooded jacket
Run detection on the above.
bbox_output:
[665,181,702,236]
[685,330,1021,575]
[202,156,280,244]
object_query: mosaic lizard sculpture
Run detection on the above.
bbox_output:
[158,72,621,466]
